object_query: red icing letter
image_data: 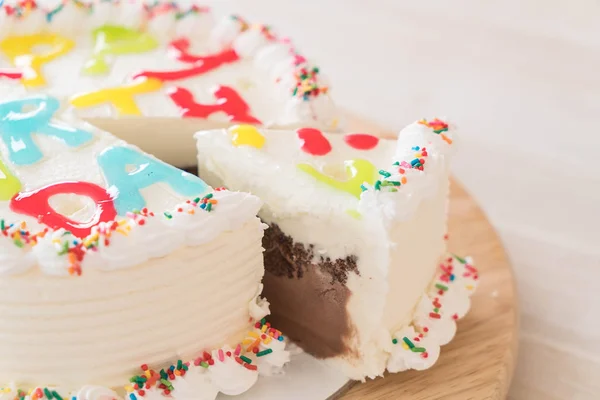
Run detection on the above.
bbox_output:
[168,85,261,124]
[133,38,240,82]
[10,181,117,238]
[0,68,23,80]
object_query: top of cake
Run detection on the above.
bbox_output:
[0,0,339,129]
[0,93,262,277]
[195,119,455,225]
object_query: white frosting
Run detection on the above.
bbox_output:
[412,295,457,346]
[124,324,289,400]
[169,368,219,400]
[73,385,120,400]
[209,355,259,396]
[387,254,479,372]
[248,283,271,321]
[387,326,440,372]
[0,234,37,276]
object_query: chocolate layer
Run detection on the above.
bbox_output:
[263,224,358,359]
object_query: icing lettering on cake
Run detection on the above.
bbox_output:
[98,145,208,214]
[1,94,209,237]
[85,25,159,75]
[297,159,378,198]
[0,96,94,165]
[69,77,164,116]
[0,156,21,201]
[0,33,74,87]
[169,85,261,123]
[10,181,117,238]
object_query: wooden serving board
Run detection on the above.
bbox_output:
[333,114,519,400]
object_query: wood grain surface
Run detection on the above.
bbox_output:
[333,115,519,400]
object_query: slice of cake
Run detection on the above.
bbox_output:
[195,121,479,379]
[0,94,289,398]
[0,1,339,166]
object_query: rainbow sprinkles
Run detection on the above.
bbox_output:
[0,319,289,400]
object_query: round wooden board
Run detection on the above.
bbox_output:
[331,114,519,400]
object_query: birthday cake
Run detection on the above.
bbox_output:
[0,93,290,398]
[195,121,479,379]
[0,0,339,166]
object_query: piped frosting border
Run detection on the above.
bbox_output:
[0,188,263,277]
[387,253,479,372]
[0,318,290,400]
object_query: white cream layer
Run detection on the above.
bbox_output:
[0,218,266,389]
[195,121,457,379]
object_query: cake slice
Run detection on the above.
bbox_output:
[0,95,288,399]
[195,121,479,379]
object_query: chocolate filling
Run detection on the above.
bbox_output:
[183,165,358,359]
[263,223,358,359]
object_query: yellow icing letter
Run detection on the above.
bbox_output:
[0,33,74,87]
[298,159,378,198]
[0,157,21,201]
[85,25,159,75]
[69,78,163,116]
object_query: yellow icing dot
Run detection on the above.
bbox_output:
[0,157,21,201]
[346,209,362,219]
[0,33,74,87]
[297,159,377,198]
[229,125,265,149]
[69,78,163,116]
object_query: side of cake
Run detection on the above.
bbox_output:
[0,94,289,399]
[195,121,479,379]
[0,0,340,166]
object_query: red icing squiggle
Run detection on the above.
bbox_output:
[344,133,379,150]
[133,38,239,82]
[0,69,23,80]
[296,128,332,156]
[168,85,261,124]
[10,181,117,238]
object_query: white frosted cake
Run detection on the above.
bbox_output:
[0,0,339,166]
[195,120,479,379]
[0,94,289,399]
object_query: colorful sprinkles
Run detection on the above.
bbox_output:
[418,118,453,144]
[391,253,478,361]
[354,119,451,196]
[125,319,284,399]
[1,192,221,277]
[1,0,208,21]
[292,66,328,100]
[0,319,285,399]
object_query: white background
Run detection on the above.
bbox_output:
[227,1,600,399]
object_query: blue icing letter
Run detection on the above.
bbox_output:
[98,145,209,215]
[0,95,94,165]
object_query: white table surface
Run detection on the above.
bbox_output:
[224,1,599,399]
